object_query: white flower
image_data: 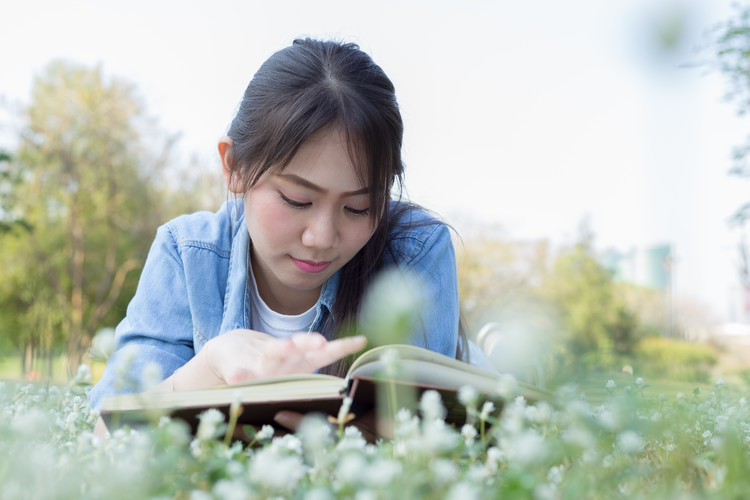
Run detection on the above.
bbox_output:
[605,379,616,392]
[195,408,225,442]
[249,450,306,490]
[212,479,251,500]
[430,459,458,484]
[422,419,460,453]
[91,327,116,360]
[364,458,401,487]
[458,385,479,408]
[445,482,480,500]
[359,269,423,345]
[635,377,645,389]
[299,415,333,454]
[189,490,213,500]
[616,430,644,455]
[76,364,92,383]
[380,348,400,378]
[335,452,368,484]
[420,390,446,422]
[562,425,595,449]
[496,374,518,399]
[461,424,477,446]
[480,401,496,421]
[256,424,275,441]
[505,429,546,465]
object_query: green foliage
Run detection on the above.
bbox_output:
[710,4,750,223]
[456,234,549,331]
[456,230,684,381]
[0,61,197,374]
[0,150,31,234]
[539,238,641,373]
[633,337,718,383]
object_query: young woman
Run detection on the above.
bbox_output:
[88,38,466,426]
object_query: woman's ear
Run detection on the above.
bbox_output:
[218,137,243,194]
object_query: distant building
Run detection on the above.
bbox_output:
[602,244,673,290]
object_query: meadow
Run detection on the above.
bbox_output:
[2,361,748,500]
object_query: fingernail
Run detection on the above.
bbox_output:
[273,411,291,427]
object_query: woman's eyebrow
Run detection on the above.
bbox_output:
[277,173,369,196]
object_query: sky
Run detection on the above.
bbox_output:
[1,0,748,326]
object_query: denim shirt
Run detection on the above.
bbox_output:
[88,199,460,409]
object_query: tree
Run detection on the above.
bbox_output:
[0,61,176,374]
[712,5,750,224]
[539,235,639,372]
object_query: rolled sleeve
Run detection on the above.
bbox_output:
[390,214,460,358]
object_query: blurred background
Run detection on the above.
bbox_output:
[2,0,750,387]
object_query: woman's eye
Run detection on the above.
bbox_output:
[278,191,310,209]
[345,206,371,216]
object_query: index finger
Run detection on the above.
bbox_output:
[303,335,367,370]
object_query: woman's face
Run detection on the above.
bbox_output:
[223,126,378,315]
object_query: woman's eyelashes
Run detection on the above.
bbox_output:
[345,206,370,216]
[278,191,310,209]
[277,191,370,216]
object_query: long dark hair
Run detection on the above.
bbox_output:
[225,39,462,374]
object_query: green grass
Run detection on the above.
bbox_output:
[0,356,106,384]
[565,370,719,405]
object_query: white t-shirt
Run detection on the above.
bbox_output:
[247,263,316,338]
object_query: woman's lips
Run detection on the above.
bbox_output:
[291,257,332,273]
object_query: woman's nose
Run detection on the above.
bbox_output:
[301,212,338,249]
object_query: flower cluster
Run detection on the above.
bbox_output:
[2,373,750,499]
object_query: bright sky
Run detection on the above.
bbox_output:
[1,0,748,324]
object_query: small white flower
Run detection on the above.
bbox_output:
[458,385,478,408]
[420,390,446,422]
[480,401,495,421]
[364,458,401,487]
[299,415,333,453]
[380,348,400,378]
[335,452,368,484]
[430,459,458,484]
[496,374,518,399]
[196,408,225,442]
[76,364,92,383]
[256,424,275,441]
[91,327,116,360]
[461,424,477,446]
[616,430,644,455]
[605,379,616,392]
[506,429,546,465]
[212,478,251,500]
[635,377,645,389]
[445,482,480,500]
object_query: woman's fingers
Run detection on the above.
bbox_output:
[207,329,368,384]
[262,335,367,375]
[302,336,367,369]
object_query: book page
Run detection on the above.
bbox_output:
[102,374,346,412]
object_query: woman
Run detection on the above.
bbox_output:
[89,38,463,431]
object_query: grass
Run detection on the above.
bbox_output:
[0,355,106,384]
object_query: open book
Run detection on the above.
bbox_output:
[100,344,548,431]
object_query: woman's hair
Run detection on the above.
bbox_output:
[225,38,409,373]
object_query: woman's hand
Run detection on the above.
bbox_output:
[205,330,366,384]
[171,330,367,391]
